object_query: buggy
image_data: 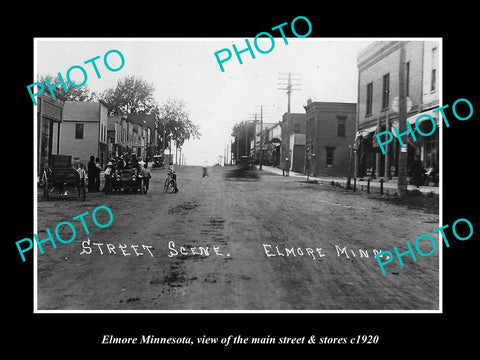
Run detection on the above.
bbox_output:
[40,155,86,201]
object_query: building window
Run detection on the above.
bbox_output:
[382,74,390,109]
[366,82,373,115]
[406,62,410,97]
[431,69,436,91]
[431,47,437,91]
[75,123,84,139]
[293,123,300,133]
[337,116,346,137]
[326,147,335,167]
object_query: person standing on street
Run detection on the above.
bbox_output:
[411,155,424,188]
[168,161,179,193]
[140,163,152,194]
[87,155,96,192]
[94,157,102,192]
[283,157,290,176]
[202,160,209,178]
[130,153,139,174]
[77,163,87,189]
[104,162,113,194]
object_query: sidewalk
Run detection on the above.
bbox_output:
[260,165,439,195]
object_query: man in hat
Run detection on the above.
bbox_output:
[104,161,113,194]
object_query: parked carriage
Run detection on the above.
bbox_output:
[40,155,86,201]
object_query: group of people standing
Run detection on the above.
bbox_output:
[76,154,152,194]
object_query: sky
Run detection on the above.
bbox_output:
[35,38,372,166]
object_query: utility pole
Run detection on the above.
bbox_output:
[278,72,301,114]
[398,42,408,196]
[236,135,239,163]
[162,118,166,158]
[245,120,248,157]
[249,113,258,162]
[259,106,263,170]
[250,106,267,170]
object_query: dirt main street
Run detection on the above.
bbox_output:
[36,165,439,311]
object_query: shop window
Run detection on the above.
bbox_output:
[326,147,335,167]
[366,82,373,115]
[337,116,346,137]
[382,73,390,109]
[431,47,438,91]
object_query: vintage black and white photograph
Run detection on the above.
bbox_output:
[33,37,441,312]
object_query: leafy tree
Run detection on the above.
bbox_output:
[38,74,95,102]
[100,76,156,115]
[156,99,201,158]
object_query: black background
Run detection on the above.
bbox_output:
[7,5,477,356]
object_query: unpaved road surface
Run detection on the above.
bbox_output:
[36,165,439,310]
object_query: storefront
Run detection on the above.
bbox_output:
[355,110,439,185]
[353,124,377,178]
[266,138,281,167]
[37,94,64,174]
[404,109,439,185]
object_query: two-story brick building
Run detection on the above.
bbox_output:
[354,41,438,180]
[304,101,357,177]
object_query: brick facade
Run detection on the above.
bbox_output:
[305,102,356,177]
[355,40,439,179]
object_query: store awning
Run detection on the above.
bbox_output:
[353,125,378,150]
[406,109,438,125]
[356,124,378,138]
[392,109,439,138]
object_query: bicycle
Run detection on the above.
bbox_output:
[163,174,176,193]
